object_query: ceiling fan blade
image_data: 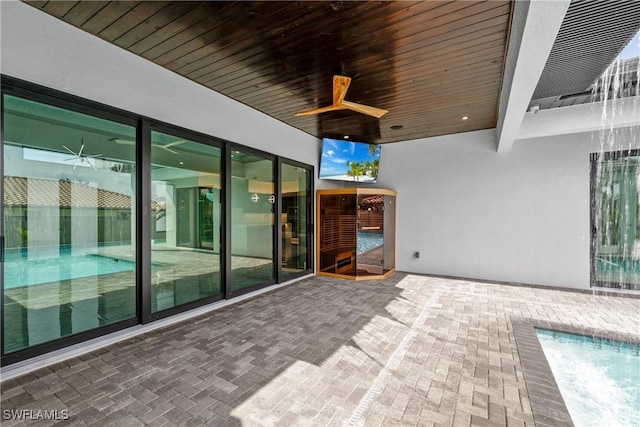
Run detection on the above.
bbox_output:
[111,138,135,145]
[342,100,388,119]
[160,146,179,154]
[163,139,188,148]
[62,145,76,155]
[332,75,351,106]
[294,104,345,117]
[294,75,388,118]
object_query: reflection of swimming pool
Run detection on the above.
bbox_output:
[4,247,136,288]
[536,329,640,427]
[357,230,383,255]
[596,257,640,274]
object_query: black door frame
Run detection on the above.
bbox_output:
[0,75,314,366]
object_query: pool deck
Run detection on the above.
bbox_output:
[1,273,639,426]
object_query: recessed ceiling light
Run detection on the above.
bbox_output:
[462,116,469,121]
[390,124,403,130]
[344,135,350,139]
[179,161,184,165]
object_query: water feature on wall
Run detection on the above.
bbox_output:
[591,52,640,290]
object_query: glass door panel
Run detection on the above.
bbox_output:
[150,131,222,313]
[281,163,310,280]
[593,155,640,289]
[357,194,385,275]
[383,195,396,273]
[2,94,137,354]
[318,194,357,276]
[231,151,275,291]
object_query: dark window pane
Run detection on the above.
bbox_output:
[150,131,222,313]
[281,163,311,280]
[2,94,136,353]
[593,155,640,289]
[231,151,275,290]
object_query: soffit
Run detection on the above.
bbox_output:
[23,1,512,144]
[530,0,640,110]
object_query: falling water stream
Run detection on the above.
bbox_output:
[591,53,640,290]
[544,51,640,427]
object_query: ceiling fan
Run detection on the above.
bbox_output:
[295,75,388,119]
[63,140,102,170]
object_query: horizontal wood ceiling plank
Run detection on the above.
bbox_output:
[142,11,232,61]
[127,3,218,55]
[98,1,170,41]
[25,0,47,8]
[41,1,78,18]
[392,1,509,41]
[112,2,199,49]
[81,1,140,34]
[63,1,109,27]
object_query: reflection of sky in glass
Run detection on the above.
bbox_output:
[617,31,639,60]
[319,138,380,177]
[23,147,95,168]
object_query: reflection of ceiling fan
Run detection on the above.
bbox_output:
[63,141,102,170]
[111,138,187,154]
[295,75,388,119]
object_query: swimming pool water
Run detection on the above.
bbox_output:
[6,235,383,288]
[357,231,383,255]
[596,257,640,275]
[536,329,640,427]
[4,247,136,288]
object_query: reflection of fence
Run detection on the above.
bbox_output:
[3,176,137,249]
[4,206,133,249]
[359,211,383,230]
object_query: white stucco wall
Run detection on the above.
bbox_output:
[377,126,640,289]
[0,1,319,167]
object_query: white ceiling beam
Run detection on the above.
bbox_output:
[496,0,571,153]
[516,96,640,141]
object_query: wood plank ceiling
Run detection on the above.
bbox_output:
[24,1,513,144]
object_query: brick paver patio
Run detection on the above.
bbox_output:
[1,273,639,426]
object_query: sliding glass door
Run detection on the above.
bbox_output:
[592,152,640,289]
[281,162,311,280]
[230,150,275,291]
[2,94,137,354]
[1,78,314,365]
[150,130,223,313]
